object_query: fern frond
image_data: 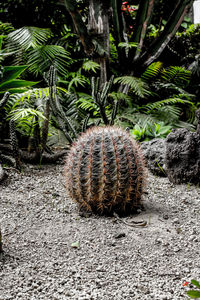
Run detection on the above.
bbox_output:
[143,97,193,113]
[118,42,138,56]
[82,60,100,73]
[161,66,191,87]
[174,120,195,130]
[76,93,99,115]
[114,76,151,98]
[68,74,89,91]
[117,112,156,127]
[109,92,133,107]
[152,82,194,97]
[151,105,181,123]
[118,42,138,49]
[141,61,163,82]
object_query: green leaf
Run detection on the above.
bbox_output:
[1,65,28,83]
[82,60,100,73]
[0,79,38,90]
[159,126,171,135]
[191,280,200,289]
[0,88,27,95]
[187,290,200,298]
[184,16,191,22]
[118,42,138,49]
[181,23,188,29]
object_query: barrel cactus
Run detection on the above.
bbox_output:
[65,126,147,215]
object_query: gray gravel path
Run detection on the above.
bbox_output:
[0,164,199,300]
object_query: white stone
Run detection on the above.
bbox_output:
[193,0,200,24]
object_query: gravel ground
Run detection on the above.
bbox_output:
[0,163,199,300]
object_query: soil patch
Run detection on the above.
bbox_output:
[0,164,199,299]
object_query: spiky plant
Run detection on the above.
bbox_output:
[65,126,147,215]
[9,119,21,169]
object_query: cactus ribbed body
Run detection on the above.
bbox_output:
[65,126,147,215]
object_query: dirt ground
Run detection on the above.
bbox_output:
[0,163,199,300]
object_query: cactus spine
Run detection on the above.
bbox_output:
[0,92,10,109]
[9,119,21,170]
[65,126,147,215]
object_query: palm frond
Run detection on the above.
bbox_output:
[6,27,52,51]
[114,76,151,98]
[6,88,50,110]
[7,108,46,121]
[0,22,15,34]
[27,45,71,76]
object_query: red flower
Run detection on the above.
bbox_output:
[122,1,128,4]
[183,281,189,286]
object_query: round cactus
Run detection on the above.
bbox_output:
[65,126,147,215]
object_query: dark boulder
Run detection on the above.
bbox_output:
[165,109,200,184]
[140,139,166,176]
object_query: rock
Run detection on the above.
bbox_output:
[113,232,126,239]
[140,139,166,176]
[165,113,200,184]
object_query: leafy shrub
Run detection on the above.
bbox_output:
[186,280,200,299]
[130,122,172,141]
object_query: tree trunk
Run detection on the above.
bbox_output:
[130,0,155,62]
[110,0,127,73]
[88,0,111,86]
[64,0,111,87]
[64,0,94,56]
[137,0,194,68]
